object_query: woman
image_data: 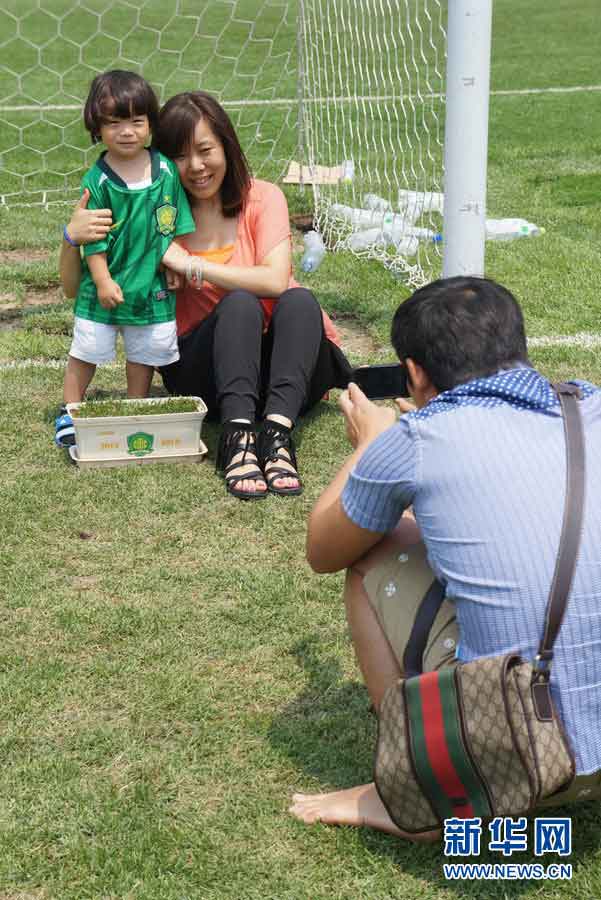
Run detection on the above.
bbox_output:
[61,91,351,499]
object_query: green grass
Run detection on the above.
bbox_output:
[72,397,201,418]
[1,2,601,899]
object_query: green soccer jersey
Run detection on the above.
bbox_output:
[74,149,195,326]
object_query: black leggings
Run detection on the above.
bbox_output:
[160,287,352,423]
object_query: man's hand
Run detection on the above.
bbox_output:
[395,396,416,415]
[339,382,397,450]
[97,277,124,309]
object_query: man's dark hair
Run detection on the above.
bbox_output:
[153,91,251,218]
[391,276,531,392]
[83,70,159,144]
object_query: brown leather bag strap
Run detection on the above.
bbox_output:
[405,381,586,683]
[533,383,586,678]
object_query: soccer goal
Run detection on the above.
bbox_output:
[0,0,491,282]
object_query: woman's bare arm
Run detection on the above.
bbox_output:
[191,238,291,298]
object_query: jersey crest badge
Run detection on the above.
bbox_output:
[155,203,177,236]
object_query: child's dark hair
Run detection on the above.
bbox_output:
[83,70,159,144]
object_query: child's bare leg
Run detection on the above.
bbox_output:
[126,361,154,398]
[64,355,96,403]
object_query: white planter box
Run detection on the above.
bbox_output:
[67,396,208,467]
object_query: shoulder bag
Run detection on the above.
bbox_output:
[374,383,583,833]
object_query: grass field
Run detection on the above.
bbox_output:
[1,1,601,898]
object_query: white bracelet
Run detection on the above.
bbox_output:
[186,258,203,285]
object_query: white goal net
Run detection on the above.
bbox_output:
[0,0,446,282]
[0,0,300,207]
[298,0,446,283]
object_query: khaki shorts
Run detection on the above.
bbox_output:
[363,542,601,809]
[363,541,458,673]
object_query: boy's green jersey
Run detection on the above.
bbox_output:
[75,149,195,326]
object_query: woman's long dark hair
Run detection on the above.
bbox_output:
[154,91,251,217]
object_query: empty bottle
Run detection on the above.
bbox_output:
[363,193,392,212]
[340,160,355,182]
[397,189,445,217]
[347,228,387,251]
[485,218,544,241]
[300,230,326,272]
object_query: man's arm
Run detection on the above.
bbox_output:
[306,383,397,573]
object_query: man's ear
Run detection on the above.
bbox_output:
[406,358,437,401]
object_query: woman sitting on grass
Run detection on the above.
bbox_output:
[61,91,351,499]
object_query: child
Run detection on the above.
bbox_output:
[55,69,197,447]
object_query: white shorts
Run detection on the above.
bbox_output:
[69,317,179,367]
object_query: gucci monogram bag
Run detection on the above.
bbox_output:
[374,384,583,834]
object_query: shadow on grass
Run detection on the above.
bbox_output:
[270,634,601,894]
[268,634,374,787]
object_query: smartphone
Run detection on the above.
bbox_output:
[351,363,410,400]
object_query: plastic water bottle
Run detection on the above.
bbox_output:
[340,160,355,182]
[363,193,392,212]
[347,228,421,256]
[300,230,326,272]
[392,235,419,256]
[347,228,387,251]
[485,218,544,241]
[331,203,384,228]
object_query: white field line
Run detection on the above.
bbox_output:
[1,333,600,373]
[2,84,601,113]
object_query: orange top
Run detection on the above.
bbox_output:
[174,179,340,346]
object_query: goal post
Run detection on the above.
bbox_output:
[442,0,493,278]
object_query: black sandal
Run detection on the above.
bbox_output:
[216,422,268,501]
[257,420,303,497]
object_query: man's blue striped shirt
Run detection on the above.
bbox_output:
[342,369,601,774]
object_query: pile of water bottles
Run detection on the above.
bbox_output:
[300,188,543,273]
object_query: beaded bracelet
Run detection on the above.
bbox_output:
[63,225,79,248]
[185,258,203,285]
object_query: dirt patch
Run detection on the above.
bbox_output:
[0,249,52,265]
[0,287,63,328]
[332,314,377,359]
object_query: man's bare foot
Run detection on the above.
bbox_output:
[289,782,440,841]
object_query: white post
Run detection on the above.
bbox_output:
[442,0,493,278]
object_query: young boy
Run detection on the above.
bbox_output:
[55,70,196,447]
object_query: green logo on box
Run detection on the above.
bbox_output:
[127,431,154,456]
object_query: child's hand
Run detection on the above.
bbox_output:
[97,278,124,309]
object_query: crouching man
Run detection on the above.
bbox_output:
[290,276,601,840]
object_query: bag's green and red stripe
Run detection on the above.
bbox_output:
[405,669,492,820]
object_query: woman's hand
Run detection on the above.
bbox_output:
[66,189,112,245]
[163,267,183,291]
[339,382,397,451]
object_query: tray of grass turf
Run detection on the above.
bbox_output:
[67,396,208,467]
